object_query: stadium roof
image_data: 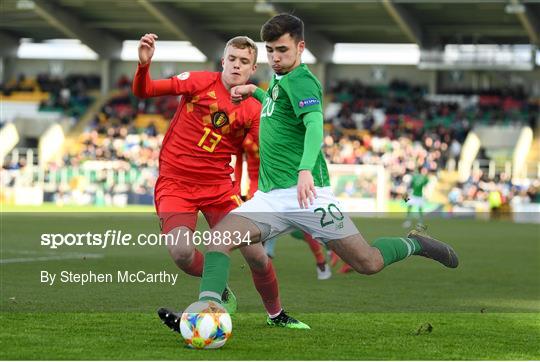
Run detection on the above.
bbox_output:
[1,0,539,61]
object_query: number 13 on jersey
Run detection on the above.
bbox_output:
[198,127,222,152]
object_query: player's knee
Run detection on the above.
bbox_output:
[360,263,379,275]
[244,253,268,271]
[351,258,381,275]
[167,244,194,266]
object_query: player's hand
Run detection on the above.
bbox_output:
[138,33,158,66]
[297,170,317,209]
[231,84,256,104]
[403,192,410,203]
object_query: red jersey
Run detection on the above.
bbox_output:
[133,63,260,184]
[234,133,260,199]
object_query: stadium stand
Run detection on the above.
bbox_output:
[3,72,537,212]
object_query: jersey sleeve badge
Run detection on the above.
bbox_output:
[177,72,190,80]
[298,97,320,108]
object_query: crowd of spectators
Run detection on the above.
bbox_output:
[448,169,540,213]
[324,130,461,201]
[37,73,98,118]
[326,80,538,135]
[51,78,168,206]
[1,73,98,120]
[45,73,187,206]
[1,74,166,206]
[323,79,539,207]
[2,74,538,209]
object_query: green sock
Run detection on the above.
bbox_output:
[199,251,230,303]
[373,237,422,267]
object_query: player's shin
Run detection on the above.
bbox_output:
[182,249,204,276]
[372,237,421,267]
[198,251,231,303]
[250,259,282,317]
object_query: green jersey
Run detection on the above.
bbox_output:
[257,64,330,192]
[411,173,429,197]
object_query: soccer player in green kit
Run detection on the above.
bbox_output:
[403,166,430,228]
[193,14,459,328]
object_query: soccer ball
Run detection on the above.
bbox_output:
[180,300,232,349]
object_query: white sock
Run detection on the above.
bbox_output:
[268,309,283,319]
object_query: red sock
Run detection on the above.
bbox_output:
[182,249,204,277]
[339,263,353,273]
[303,232,326,265]
[250,260,281,316]
[330,251,340,267]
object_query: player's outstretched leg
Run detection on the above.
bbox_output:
[328,229,459,274]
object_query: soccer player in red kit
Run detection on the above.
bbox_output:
[133,33,309,330]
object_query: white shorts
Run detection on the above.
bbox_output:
[408,195,425,208]
[231,186,359,244]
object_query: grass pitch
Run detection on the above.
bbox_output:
[1,208,539,359]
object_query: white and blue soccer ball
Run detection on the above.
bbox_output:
[180,300,232,349]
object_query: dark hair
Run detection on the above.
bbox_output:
[260,13,304,43]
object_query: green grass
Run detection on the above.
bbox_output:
[1,313,538,360]
[1,203,154,212]
[1,212,539,359]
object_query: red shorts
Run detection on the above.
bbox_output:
[155,176,242,233]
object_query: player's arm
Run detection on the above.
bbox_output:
[133,33,186,98]
[243,133,260,199]
[297,111,324,208]
[284,73,324,209]
[241,104,261,197]
[133,63,179,98]
[298,111,324,172]
[231,84,265,103]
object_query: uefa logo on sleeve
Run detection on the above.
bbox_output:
[299,98,320,108]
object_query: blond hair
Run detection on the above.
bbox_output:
[224,36,258,64]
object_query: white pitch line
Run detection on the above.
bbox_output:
[0,253,103,264]
[3,249,57,256]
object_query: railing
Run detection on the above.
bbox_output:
[4,148,39,167]
[4,166,149,189]
[449,158,540,181]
